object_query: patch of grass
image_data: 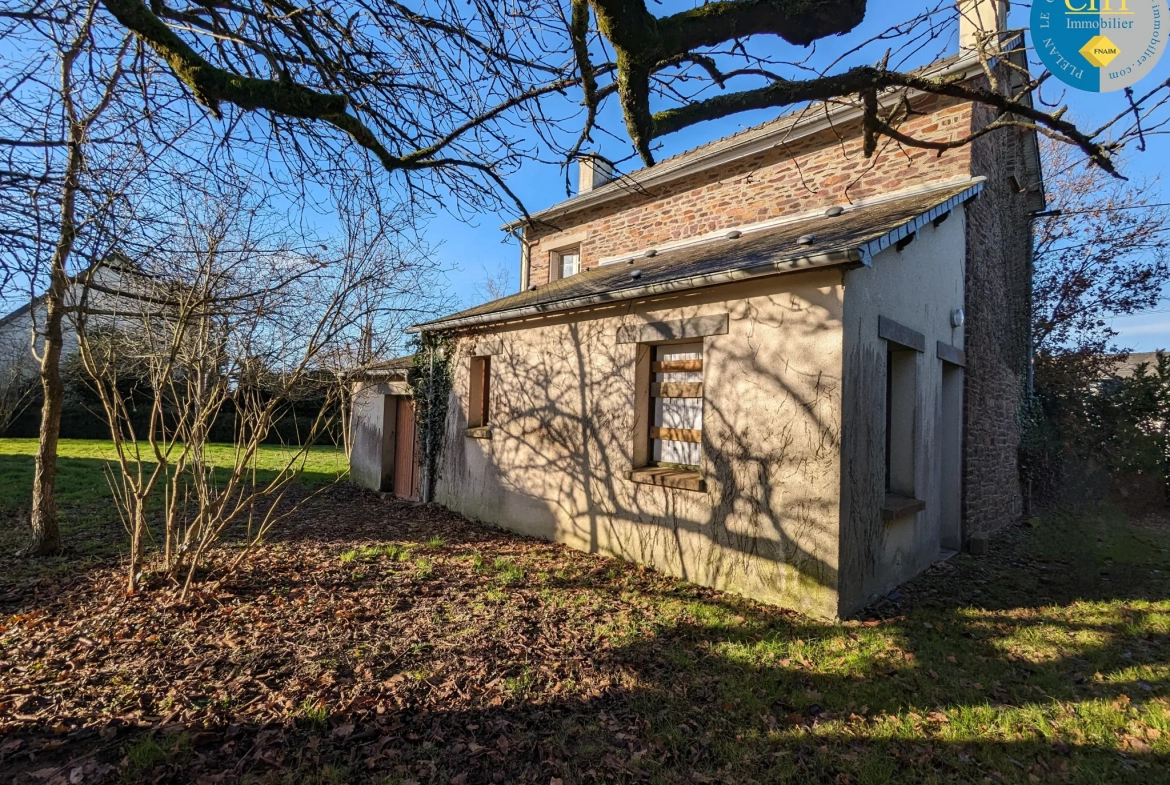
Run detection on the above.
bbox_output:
[426,535,445,549]
[124,737,167,778]
[123,733,190,780]
[493,556,524,585]
[340,544,394,564]
[319,764,349,785]
[503,667,534,699]
[297,699,328,728]
[415,556,434,579]
[0,438,346,578]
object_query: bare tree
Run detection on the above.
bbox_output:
[83,0,1169,189]
[0,2,141,555]
[90,0,579,215]
[1033,138,1170,389]
[479,262,514,304]
[76,182,443,594]
[4,0,467,558]
[569,0,1161,173]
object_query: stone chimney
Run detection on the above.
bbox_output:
[578,154,614,194]
[958,0,1009,52]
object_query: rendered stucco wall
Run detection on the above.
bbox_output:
[436,271,846,618]
[350,381,394,492]
[839,203,968,614]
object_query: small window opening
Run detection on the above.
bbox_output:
[885,347,917,497]
[649,342,703,469]
[551,247,581,281]
[468,356,491,428]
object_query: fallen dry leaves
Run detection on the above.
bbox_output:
[1,486,788,784]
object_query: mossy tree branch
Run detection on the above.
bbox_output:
[580,0,1121,174]
[98,0,582,188]
[99,0,349,120]
[587,0,867,163]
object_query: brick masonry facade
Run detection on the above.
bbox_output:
[525,95,975,284]
[521,88,1035,542]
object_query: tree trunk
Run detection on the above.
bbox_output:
[25,289,67,556]
[127,502,146,593]
[22,121,82,556]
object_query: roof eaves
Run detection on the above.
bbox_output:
[408,248,861,335]
[858,179,984,264]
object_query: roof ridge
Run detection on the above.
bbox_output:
[506,46,1009,230]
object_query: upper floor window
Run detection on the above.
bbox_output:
[551,247,581,281]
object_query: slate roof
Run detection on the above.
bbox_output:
[414,179,983,334]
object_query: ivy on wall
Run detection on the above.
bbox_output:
[408,332,455,502]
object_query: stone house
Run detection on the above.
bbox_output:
[354,4,1043,618]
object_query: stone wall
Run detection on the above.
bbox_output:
[960,101,1033,536]
[525,95,975,285]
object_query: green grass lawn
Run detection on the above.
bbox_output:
[0,437,347,568]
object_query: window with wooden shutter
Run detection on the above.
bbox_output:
[550,246,582,281]
[650,342,703,469]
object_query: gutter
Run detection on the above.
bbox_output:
[409,248,861,334]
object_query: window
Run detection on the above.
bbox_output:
[650,342,703,468]
[551,247,581,280]
[468,355,491,429]
[876,316,926,520]
[885,346,917,497]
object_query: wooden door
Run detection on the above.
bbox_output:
[392,397,420,500]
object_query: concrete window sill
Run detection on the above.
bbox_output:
[626,467,706,493]
[465,426,492,440]
[882,493,925,521]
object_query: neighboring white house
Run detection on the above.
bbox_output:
[0,259,151,411]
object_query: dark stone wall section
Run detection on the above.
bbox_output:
[961,100,1034,539]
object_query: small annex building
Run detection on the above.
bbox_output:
[359,5,1043,618]
[348,358,423,501]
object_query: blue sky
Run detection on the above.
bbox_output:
[428,2,1170,352]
